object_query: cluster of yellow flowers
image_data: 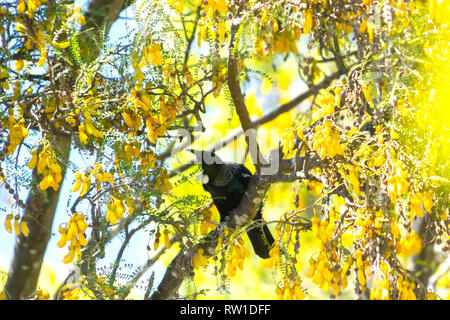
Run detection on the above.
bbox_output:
[281,128,296,157]
[64,4,86,26]
[4,214,29,236]
[91,163,114,188]
[131,43,163,88]
[71,171,91,197]
[262,245,281,269]
[33,287,50,300]
[106,197,125,225]
[154,228,172,250]
[78,112,104,144]
[128,86,152,112]
[358,18,375,43]
[396,274,417,300]
[139,43,163,68]
[6,117,28,156]
[354,248,371,289]
[226,238,250,277]
[28,145,62,191]
[369,260,391,300]
[308,179,324,197]
[71,164,113,198]
[122,108,143,135]
[17,0,45,19]
[193,247,209,270]
[387,159,409,203]
[57,213,89,264]
[58,283,82,300]
[353,207,385,240]
[312,120,346,159]
[198,209,216,235]
[307,249,350,297]
[409,191,434,221]
[15,8,51,68]
[154,169,173,193]
[396,231,423,257]
[275,279,306,300]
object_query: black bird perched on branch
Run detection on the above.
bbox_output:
[187,149,275,259]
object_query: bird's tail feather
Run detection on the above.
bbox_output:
[247,210,275,259]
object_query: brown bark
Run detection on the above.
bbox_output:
[4,0,131,299]
[5,133,71,299]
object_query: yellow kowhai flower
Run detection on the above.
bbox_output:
[263,245,280,269]
[139,43,163,68]
[309,180,323,196]
[226,239,250,277]
[78,124,88,143]
[8,119,28,155]
[58,284,81,300]
[62,244,77,264]
[397,276,417,300]
[27,150,38,169]
[154,230,161,250]
[20,217,29,237]
[71,172,82,192]
[92,163,114,185]
[167,0,184,13]
[204,0,228,18]
[370,277,390,300]
[387,160,409,203]
[396,231,422,257]
[163,229,171,248]
[303,9,314,35]
[15,59,24,71]
[122,110,134,128]
[409,192,424,219]
[312,120,345,159]
[33,146,63,191]
[293,281,306,300]
[281,129,296,156]
[318,90,335,117]
[57,226,68,248]
[437,273,450,288]
[306,256,316,278]
[39,172,62,191]
[80,172,91,197]
[276,279,306,300]
[106,197,125,225]
[34,287,50,300]
[193,248,208,270]
[422,191,434,213]
[4,214,13,233]
[200,210,215,234]
[66,4,86,25]
[17,0,26,14]
[13,215,21,236]
[373,149,386,167]
[83,114,104,139]
[51,41,70,49]
[37,50,47,67]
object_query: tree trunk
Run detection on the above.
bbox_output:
[5,133,71,299]
[4,0,131,299]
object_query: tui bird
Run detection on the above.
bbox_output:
[188,149,275,259]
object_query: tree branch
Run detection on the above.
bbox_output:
[149,153,320,299]
[227,12,264,169]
